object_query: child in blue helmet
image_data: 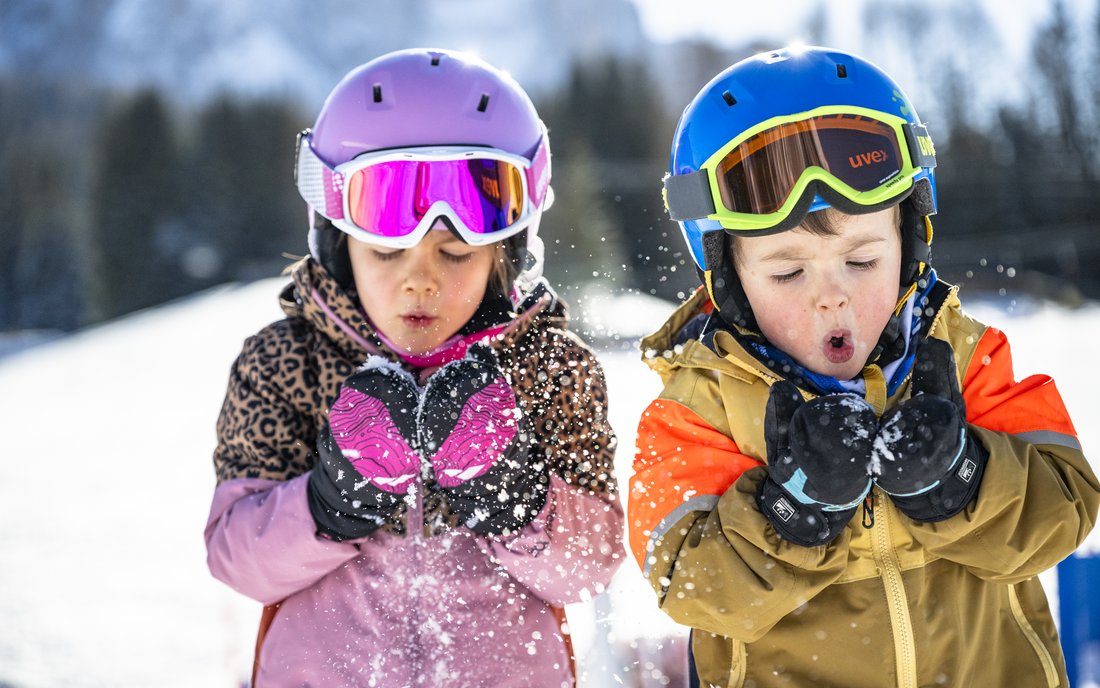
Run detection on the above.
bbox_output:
[628,46,1099,687]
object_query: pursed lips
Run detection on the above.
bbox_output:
[400,311,436,328]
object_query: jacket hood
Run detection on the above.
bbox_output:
[639,286,764,386]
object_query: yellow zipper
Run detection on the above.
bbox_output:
[730,637,747,688]
[924,284,958,340]
[870,489,918,688]
[1007,585,1059,687]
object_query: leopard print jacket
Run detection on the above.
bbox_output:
[213,258,618,536]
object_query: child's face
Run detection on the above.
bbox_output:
[734,208,902,380]
[349,221,496,355]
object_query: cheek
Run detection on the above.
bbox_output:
[354,282,389,324]
[349,250,382,287]
[349,260,401,320]
[464,275,490,307]
[854,277,902,333]
[456,255,495,293]
[435,262,490,311]
[753,293,808,344]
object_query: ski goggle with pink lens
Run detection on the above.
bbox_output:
[295,129,552,248]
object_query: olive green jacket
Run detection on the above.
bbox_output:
[628,286,1099,688]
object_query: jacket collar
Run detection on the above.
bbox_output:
[281,257,565,369]
[641,276,958,398]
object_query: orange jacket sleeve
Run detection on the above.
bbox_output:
[628,398,761,573]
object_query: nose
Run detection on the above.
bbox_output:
[815,276,849,312]
[401,254,438,296]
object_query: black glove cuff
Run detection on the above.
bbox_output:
[757,477,854,547]
[306,467,397,542]
[891,428,988,523]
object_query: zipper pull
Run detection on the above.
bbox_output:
[862,492,876,529]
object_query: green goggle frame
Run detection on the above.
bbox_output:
[664,105,937,233]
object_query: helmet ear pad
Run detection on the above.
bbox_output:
[310,215,355,290]
[899,180,934,286]
[702,230,757,331]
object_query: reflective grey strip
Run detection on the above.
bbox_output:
[1012,429,1081,451]
[642,494,720,578]
[664,170,716,220]
[295,137,341,218]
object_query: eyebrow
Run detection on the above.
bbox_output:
[758,233,887,262]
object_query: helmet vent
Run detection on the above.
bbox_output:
[721,91,737,106]
[836,64,848,78]
[430,55,441,66]
[372,84,383,103]
[477,93,490,112]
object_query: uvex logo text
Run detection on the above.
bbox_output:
[848,149,889,168]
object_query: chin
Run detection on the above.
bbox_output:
[806,360,861,381]
[836,362,865,381]
[406,340,441,355]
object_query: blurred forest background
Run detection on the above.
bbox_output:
[3,0,1100,339]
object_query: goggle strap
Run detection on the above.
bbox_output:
[525,135,551,207]
[295,135,345,220]
[293,129,308,184]
[664,170,716,221]
[904,123,937,170]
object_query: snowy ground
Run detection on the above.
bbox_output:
[0,280,1097,687]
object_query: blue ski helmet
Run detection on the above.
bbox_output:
[667,46,938,275]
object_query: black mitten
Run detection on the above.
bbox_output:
[873,338,987,522]
[757,380,877,547]
[307,361,422,541]
[419,343,549,537]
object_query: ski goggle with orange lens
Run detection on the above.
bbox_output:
[295,129,552,248]
[664,106,936,232]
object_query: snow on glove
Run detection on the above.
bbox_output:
[307,360,422,541]
[872,338,987,522]
[757,380,877,547]
[418,343,548,537]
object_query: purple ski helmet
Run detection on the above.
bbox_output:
[301,48,551,287]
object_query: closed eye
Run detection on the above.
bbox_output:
[370,249,402,262]
[440,251,474,264]
[848,259,878,271]
[772,269,802,284]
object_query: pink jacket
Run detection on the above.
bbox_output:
[205,259,623,687]
[206,473,622,687]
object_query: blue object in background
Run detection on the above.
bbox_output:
[1059,552,1100,686]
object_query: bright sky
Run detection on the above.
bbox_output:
[627,0,1091,126]
[628,0,1073,60]
[631,0,824,45]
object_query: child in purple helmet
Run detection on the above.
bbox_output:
[205,49,623,688]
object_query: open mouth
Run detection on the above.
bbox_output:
[822,330,855,364]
